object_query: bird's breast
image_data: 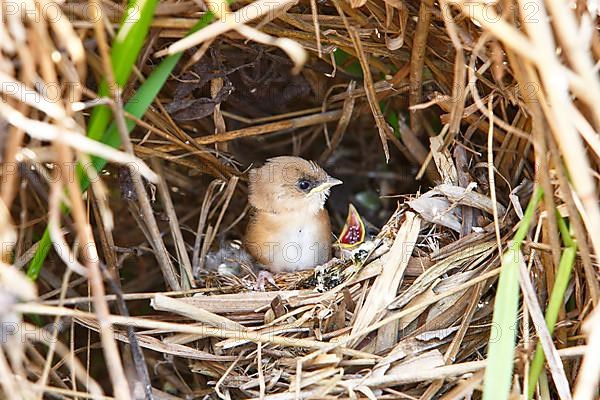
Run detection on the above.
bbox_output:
[245,209,332,272]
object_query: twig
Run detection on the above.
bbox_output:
[409,0,434,134]
[487,95,503,255]
[152,159,195,289]
[113,91,181,291]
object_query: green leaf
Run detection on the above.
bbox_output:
[87,0,159,143]
[333,49,363,77]
[482,188,543,400]
[527,215,577,398]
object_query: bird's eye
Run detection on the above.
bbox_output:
[297,179,311,191]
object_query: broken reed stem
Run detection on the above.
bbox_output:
[152,158,195,289]
[409,0,434,134]
[347,25,391,161]
[191,110,343,146]
[112,91,182,290]
[103,266,155,400]
[38,266,73,397]
[487,95,503,256]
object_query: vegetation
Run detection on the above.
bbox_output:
[0,0,598,398]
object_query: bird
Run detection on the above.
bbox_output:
[334,203,379,260]
[244,156,342,289]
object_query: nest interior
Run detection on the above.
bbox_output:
[1,0,599,398]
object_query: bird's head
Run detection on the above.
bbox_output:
[248,156,342,214]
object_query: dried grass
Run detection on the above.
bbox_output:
[0,0,599,399]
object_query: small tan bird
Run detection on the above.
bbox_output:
[244,156,342,288]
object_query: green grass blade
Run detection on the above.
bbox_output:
[27,229,52,280]
[482,187,543,400]
[527,216,577,398]
[333,49,363,77]
[87,0,158,143]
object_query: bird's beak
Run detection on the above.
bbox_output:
[309,176,343,195]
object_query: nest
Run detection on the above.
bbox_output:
[0,0,599,398]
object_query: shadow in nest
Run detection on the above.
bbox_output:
[121,43,427,293]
